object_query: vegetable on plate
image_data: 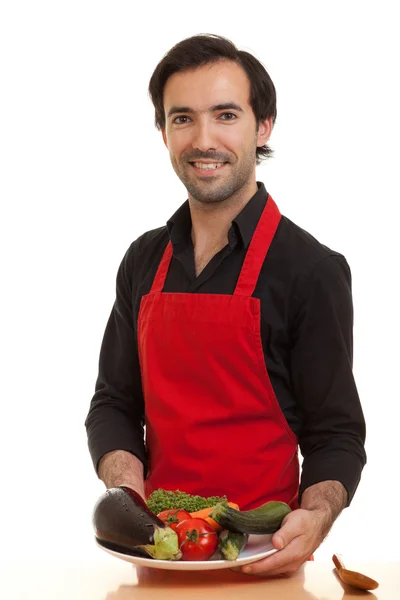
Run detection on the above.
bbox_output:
[218,530,249,561]
[93,487,288,563]
[157,508,192,531]
[211,500,291,534]
[93,486,182,560]
[175,518,218,561]
[189,502,240,531]
[147,488,229,514]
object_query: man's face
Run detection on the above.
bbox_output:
[162,60,271,204]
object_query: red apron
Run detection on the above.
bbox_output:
[138,195,299,510]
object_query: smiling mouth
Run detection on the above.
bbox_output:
[189,161,227,172]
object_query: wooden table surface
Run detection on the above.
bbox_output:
[1,557,399,600]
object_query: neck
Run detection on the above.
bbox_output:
[189,179,258,251]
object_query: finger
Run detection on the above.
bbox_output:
[238,549,293,575]
[272,532,285,550]
[244,567,298,578]
[250,564,302,578]
[256,557,309,578]
[229,567,255,576]
[239,537,309,575]
[272,511,306,550]
[232,559,301,578]
[241,552,306,577]
[231,569,290,579]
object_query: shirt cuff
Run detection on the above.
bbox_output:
[299,447,366,506]
[86,410,148,477]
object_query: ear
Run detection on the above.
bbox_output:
[257,116,273,147]
[162,128,168,148]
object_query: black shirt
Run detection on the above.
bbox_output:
[85,182,366,504]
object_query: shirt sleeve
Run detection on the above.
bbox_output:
[85,242,147,475]
[290,254,366,505]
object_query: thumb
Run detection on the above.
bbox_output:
[272,512,300,550]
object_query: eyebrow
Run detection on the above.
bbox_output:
[167,102,244,118]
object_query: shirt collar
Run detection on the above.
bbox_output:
[232,182,268,248]
[167,182,269,250]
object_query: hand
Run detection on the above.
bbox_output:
[232,508,328,577]
[98,450,146,500]
[117,482,146,501]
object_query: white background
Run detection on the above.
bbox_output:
[1,1,399,564]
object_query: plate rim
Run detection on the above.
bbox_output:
[96,535,277,570]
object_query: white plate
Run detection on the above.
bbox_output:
[96,534,277,571]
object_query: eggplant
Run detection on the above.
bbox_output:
[96,537,149,558]
[93,486,182,560]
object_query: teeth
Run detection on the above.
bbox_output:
[193,162,225,170]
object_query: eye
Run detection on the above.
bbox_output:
[220,113,237,120]
[173,116,191,124]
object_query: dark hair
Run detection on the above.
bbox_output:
[148,34,277,164]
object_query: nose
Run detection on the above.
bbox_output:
[191,119,218,152]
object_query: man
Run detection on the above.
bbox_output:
[85,34,366,576]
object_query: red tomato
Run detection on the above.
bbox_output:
[175,518,218,561]
[157,508,192,531]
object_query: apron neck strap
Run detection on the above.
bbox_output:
[151,240,173,293]
[234,195,281,297]
[150,195,281,296]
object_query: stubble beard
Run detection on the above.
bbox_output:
[171,139,258,205]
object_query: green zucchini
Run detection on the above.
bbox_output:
[211,500,291,534]
[218,530,249,561]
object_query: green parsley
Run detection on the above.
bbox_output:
[147,489,228,514]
